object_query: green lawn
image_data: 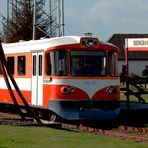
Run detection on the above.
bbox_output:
[120,94,148,103]
[120,84,148,103]
[0,125,147,148]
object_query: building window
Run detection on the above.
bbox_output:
[17,56,26,75]
[7,56,15,75]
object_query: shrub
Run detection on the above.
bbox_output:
[142,68,148,78]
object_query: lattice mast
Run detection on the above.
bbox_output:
[7,0,65,40]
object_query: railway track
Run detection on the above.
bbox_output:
[0,112,36,125]
[61,123,148,143]
[0,112,148,143]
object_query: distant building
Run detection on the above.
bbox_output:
[108,34,148,77]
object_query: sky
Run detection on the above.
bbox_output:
[0,0,148,41]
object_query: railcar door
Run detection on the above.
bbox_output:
[31,50,44,106]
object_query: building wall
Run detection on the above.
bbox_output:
[118,60,148,77]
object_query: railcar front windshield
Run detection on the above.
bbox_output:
[70,50,106,76]
[108,51,118,76]
[46,50,68,76]
[45,50,118,77]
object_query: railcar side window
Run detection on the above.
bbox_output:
[46,53,51,75]
[33,55,36,76]
[17,56,26,75]
[108,52,118,76]
[70,50,106,76]
[7,56,14,75]
[39,55,42,76]
[46,50,68,76]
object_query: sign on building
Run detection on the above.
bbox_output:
[125,38,148,51]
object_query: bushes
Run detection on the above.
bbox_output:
[142,68,148,78]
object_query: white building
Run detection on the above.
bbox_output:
[108,34,148,77]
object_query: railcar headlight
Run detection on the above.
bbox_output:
[69,87,75,93]
[112,88,117,94]
[86,40,94,47]
[61,86,75,94]
[61,86,69,93]
[106,87,118,94]
[106,87,113,94]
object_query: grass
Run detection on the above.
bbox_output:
[120,84,148,103]
[120,94,148,103]
[0,125,147,148]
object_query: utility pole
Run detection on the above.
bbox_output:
[32,0,65,39]
[61,0,65,36]
[7,0,9,40]
[32,0,36,40]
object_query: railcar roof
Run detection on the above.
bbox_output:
[2,36,116,54]
[2,36,81,54]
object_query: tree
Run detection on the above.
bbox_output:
[142,68,148,78]
[1,0,48,43]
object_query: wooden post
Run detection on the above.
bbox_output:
[125,39,130,110]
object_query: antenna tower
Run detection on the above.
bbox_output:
[7,0,65,40]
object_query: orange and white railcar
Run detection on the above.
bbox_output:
[0,36,120,120]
